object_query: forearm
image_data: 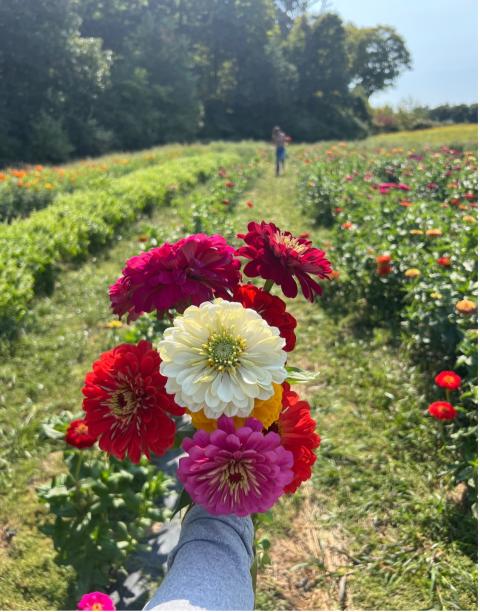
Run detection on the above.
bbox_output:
[144,505,255,611]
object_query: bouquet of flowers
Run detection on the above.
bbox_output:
[76,221,331,517]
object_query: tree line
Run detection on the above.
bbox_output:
[0,0,419,164]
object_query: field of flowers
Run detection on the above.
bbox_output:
[0,132,477,611]
[299,140,478,511]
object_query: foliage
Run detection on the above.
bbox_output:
[298,141,478,509]
[38,443,171,598]
[372,102,478,134]
[0,0,413,164]
[0,152,239,336]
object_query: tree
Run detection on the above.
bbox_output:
[347,25,411,97]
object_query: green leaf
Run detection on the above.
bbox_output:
[171,488,193,519]
[286,365,320,384]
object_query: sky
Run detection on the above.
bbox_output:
[325,0,477,107]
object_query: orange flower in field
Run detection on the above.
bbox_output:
[455,299,476,315]
[0,172,6,182]
[410,229,424,236]
[405,268,421,278]
[459,204,469,211]
[376,255,392,276]
[428,401,457,421]
[341,221,353,230]
[376,255,391,265]
[245,200,254,209]
[437,257,451,267]
[426,228,442,237]
[328,270,340,280]
[462,215,476,224]
[34,164,44,171]
[11,169,27,179]
[399,201,413,207]
[435,370,462,390]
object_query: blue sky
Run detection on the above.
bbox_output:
[326,0,477,107]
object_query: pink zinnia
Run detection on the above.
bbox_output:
[77,592,116,611]
[178,416,293,516]
[236,221,331,301]
[109,234,241,320]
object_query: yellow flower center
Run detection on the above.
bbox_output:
[107,387,139,419]
[92,605,104,611]
[75,423,89,435]
[273,230,308,254]
[203,330,246,372]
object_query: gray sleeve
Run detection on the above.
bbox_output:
[143,505,255,611]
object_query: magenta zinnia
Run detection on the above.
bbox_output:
[109,234,241,320]
[178,416,293,516]
[236,221,331,300]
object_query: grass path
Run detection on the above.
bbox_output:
[231,159,477,611]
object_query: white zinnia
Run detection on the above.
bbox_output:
[158,299,287,418]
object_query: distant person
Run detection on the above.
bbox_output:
[272,126,287,177]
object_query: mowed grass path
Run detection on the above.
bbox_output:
[0,147,476,610]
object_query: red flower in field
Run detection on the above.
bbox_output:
[437,257,451,267]
[65,418,97,449]
[334,207,343,214]
[435,370,462,390]
[222,199,230,205]
[236,221,331,301]
[341,221,353,230]
[82,341,184,463]
[376,255,392,276]
[272,385,320,494]
[225,181,235,188]
[109,234,241,320]
[231,284,297,351]
[427,401,457,421]
[218,167,227,177]
[376,255,391,265]
[245,200,254,208]
[464,192,476,200]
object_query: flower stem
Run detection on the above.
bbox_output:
[263,279,274,293]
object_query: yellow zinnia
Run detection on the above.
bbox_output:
[405,268,421,278]
[188,382,284,432]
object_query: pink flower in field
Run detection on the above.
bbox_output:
[427,182,438,190]
[77,592,116,611]
[110,234,241,320]
[178,416,293,516]
[345,175,353,181]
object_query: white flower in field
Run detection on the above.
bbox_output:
[158,299,287,418]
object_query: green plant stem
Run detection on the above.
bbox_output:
[263,279,274,293]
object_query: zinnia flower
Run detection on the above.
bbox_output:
[82,341,184,463]
[435,371,462,390]
[272,386,320,494]
[231,284,297,351]
[405,268,421,278]
[427,401,457,421]
[188,382,284,431]
[178,416,293,516]
[158,299,287,417]
[77,592,116,611]
[437,257,451,267]
[109,234,241,320]
[341,222,353,230]
[410,229,424,236]
[456,299,477,315]
[426,229,442,237]
[236,221,331,301]
[65,419,97,449]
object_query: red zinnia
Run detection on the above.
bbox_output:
[236,221,331,301]
[82,340,184,463]
[65,418,97,449]
[437,257,451,267]
[272,385,320,493]
[427,401,457,421]
[231,284,297,351]
[434,370,462,390]
[109,234,241,320]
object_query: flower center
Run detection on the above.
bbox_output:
[92,605,104,611]
[203,330,246,372]
[273,230,308,254]
[107,386,139,419]
[75,423,89,435]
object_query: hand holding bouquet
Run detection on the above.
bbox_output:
[77,221,331,516]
